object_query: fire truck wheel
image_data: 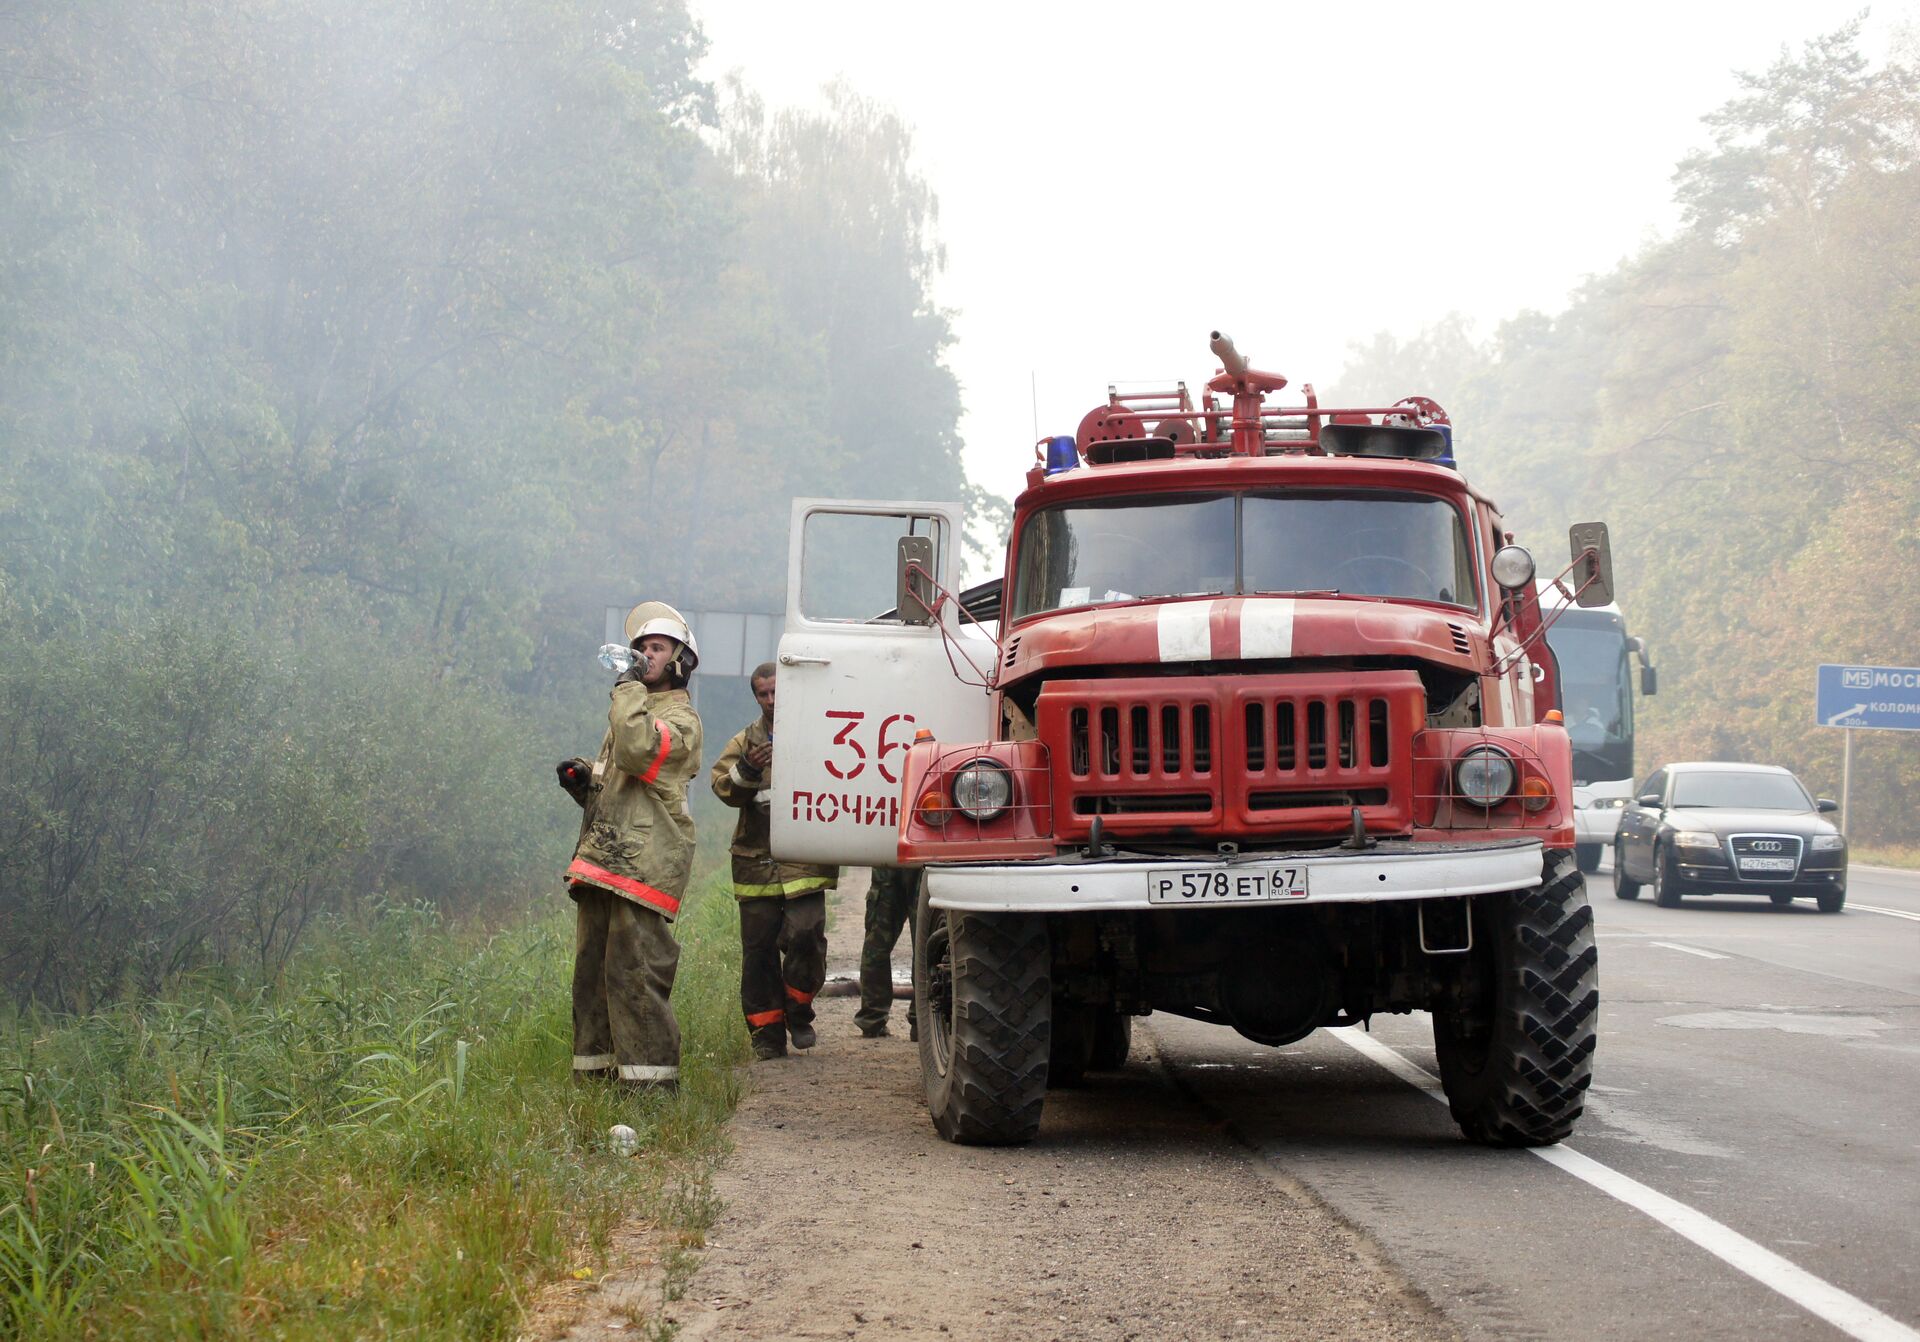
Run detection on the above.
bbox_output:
[1089,1010,1133,1071]
[1432,851,1597,1148]
[1047,998,1094,1088]
[1611,840,1641,900]
[914,881,1051,1145]
[1575,844,1601,874]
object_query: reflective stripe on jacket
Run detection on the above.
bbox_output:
[567,685,702,919]
[710,719,837,900]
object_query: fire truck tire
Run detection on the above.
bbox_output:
[1089,1010,1133,1071]
[914,882,1051,1145]
[1433,851,1597,1148]
[1611,840,1641,899]
[1575,843,1601,873]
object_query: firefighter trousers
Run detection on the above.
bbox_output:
[738,891,826,1048]
[855,867,918,1035]
[571,884,681,1087]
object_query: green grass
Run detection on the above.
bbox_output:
[1853,845,1920,871]
[0,877,746,1339]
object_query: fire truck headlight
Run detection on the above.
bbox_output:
[1491,545,1536,590]
[951,760,1014,821]
[1454,746,1516,807]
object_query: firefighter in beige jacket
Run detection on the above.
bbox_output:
[558,603,703,1090]
[710,662,837,1059]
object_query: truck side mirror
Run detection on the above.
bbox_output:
[897,535,936,626]
[1568,522,1614,608]
[1641,665,1658,695]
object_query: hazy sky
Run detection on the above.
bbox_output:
[691,2,1917,512]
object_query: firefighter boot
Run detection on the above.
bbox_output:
[780,891,828,1050]
[751,1023,787,1061]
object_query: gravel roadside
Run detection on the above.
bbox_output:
[543,872,1460,1342]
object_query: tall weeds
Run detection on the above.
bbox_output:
[0,884,745,1339]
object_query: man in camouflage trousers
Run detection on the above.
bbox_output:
[854,866,918,1039]
[710,663,838,1060]
[557,602,703,1092]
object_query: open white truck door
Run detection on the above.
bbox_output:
[771,499,995,866]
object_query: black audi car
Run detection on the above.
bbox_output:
[1612,762,1848,911]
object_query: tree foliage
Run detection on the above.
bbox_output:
[1328,23,1919,845]
[0,0,969,1005]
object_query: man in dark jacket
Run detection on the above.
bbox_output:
[710,662,838,1060]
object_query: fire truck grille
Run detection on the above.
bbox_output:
[1243,697,1392,772]
[1066,703,1214,779]
[1036,671,1424,839]
[1073,793,1212,815]
[1247,788,1391,811]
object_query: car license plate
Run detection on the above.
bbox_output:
[1738,856,1796,873]
[1147,867,1308,904]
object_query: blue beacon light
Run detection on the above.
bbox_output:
[1044,434,1079,475]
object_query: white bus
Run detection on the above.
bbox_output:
[1539,580,1657,872]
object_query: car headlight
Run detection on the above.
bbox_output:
[1454,746,1515,807]
[950,759,1013,821]
[1592,797,1627,810]
[1671,830,1721,851]
[1810,834,1846,851]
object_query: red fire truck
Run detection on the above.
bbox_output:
[771,334,1608,1148]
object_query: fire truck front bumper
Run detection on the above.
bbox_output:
[925,838,1546,914]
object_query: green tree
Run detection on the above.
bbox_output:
[1329,21,1919,845]
[0,1,977,1004]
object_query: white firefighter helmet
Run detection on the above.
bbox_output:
[623,600,700,678]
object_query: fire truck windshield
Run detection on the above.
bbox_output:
[1010,490,1476,619]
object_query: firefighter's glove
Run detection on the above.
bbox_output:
[556,757,594,806]
[741,740,773,778]
[613,658,648,688]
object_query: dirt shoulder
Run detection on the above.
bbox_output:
[543,874,1459,1342]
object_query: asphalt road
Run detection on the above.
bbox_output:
[1143,862,1920,1342]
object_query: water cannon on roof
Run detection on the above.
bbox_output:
[1035,332,1455,485]
[1206,331,1289,455]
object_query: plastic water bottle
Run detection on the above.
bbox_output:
[598,643,635,674]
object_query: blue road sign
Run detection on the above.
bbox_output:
[1816,663,1920,730]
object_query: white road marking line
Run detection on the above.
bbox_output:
[1853,903,1920,923]
[1331,1028,1920,1342]
[1650,940,1730,960]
